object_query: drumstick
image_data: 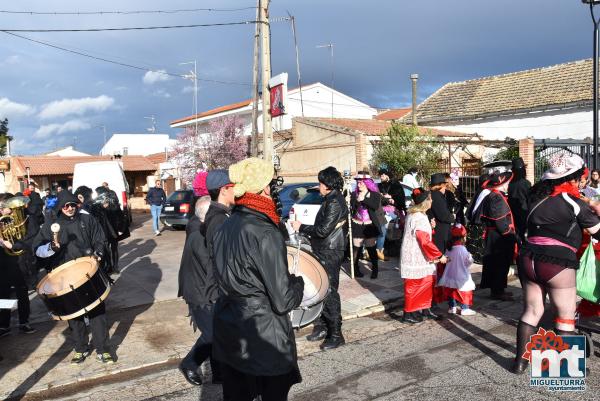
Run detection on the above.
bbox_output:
[51,223,60,248]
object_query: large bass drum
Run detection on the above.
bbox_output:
[286,244,330,328]
[36,256,111,320]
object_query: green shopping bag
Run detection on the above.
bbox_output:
[577,242,600,303]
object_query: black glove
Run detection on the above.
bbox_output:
[50,241,60,253]
[290,274,305,293]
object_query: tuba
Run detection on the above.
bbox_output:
[0,196,30,256]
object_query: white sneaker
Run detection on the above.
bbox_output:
[448,307,457,314]
[460,309,476,316]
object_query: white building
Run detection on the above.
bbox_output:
[404,59,595,141]
[100,134,177,156]
[170,82,377,134]
[44,146,91,157]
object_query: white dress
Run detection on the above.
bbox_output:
[437,245,476,291]
[400,212,436,279]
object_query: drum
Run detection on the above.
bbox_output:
[286,245,330,328]
[36,256,111,321]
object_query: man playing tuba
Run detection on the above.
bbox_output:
[0,193,37,337]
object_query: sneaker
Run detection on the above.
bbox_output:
[19,324,37,334]
[70,351,90,365]
[461,309,477,316]
[97,352,114,364]
[448,307,458,314]
[0,328,10,338]
[155,230,161,236]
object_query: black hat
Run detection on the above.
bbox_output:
[56,190,79,211]
[483,171,513,189]
[378,168,390,176]
[430,173,446,186]
[512,157,526,170]
[411,187,430,205]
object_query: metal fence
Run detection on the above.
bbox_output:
[534,139,593,182]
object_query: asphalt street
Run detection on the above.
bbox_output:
[51,294,600,401]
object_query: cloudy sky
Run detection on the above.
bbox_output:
[0,0,593,155]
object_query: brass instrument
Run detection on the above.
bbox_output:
[0,196,30,256]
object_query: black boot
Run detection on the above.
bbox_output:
[210,356,223,384]
[307,323,328,342]
[511,320,537,374]
[403,311,423,324]
[320,327,345,350]
[179,362,203,385]
[353,247,364,277]
[421,308,442,321]
[367,247,379,279]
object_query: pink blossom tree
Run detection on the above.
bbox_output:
[170,115,248,186]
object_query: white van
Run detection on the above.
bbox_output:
[72,161,131,220]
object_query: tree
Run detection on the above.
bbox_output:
[372,122,443,181]
[170,115,247,185]
[0,118,12,157]
[493,144,519,162]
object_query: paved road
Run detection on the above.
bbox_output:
[52,294,600,401]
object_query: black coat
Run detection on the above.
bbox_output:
[351,191,386,228]
[508,178,531,239]
[299,189,348,251]
[202,202,230,257]
[178,223,216,305]
[185,215,202,239]
[33,211,106,269]
[378,180,407,212]
[212,205,304,377]
[27,191,45,226]
[428,190,455,253]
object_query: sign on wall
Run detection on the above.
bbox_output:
[269,72,288,118]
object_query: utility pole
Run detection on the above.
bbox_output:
[289,13,304,117]
[180,61,198,136]
[316,43,334,118]
[260,0,273,163]
[410,74,419,126]
[250,0,261,156]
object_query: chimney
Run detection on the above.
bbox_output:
[410,73,419,126]
[5,137,10,156]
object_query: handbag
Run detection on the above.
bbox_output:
[577,242,600,303]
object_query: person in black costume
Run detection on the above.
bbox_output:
[291,167,348,350]
[0,193,37,336]
[428,173,455,254]
[213,157,304,401]
[33,191,112,364]
[512,152,600,374]
[178,196,220,386]
[507,157,531,245]
[477,172,517,301]
[376,168,406,260]
[465,173,490,264]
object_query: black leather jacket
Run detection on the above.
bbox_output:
[299,190,348,251]
[212,205,304,376]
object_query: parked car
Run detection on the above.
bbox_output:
[288,186,324,226]
[278,182,318,219]
[160,190,194,229]
[72,160,132,227]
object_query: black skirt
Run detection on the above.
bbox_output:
[352,221,380,239]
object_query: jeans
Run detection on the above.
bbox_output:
[376,222,388,250]
[448,298,470,310]
[150,204,162,232]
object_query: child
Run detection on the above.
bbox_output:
[438,224,476,316]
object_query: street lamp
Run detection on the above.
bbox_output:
[583,0,600,169]
[316,43,334,118]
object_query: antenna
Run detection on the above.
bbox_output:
[144,115,156,134]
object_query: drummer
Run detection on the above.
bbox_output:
[291,166,349,350]
[33,191,112,365]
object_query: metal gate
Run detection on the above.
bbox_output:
[534,139,593,182]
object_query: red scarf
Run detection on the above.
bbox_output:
[235,192,281,225]
[550,182,580,198]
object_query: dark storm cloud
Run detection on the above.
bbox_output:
[0,0,591,154]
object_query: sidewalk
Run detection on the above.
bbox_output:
[0,214,484,400]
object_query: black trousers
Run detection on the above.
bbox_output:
[0,261,31,328]
[221,363,298,401]
[182,303,221,378]
[313,248,344,332]
[68,303,109,354]
[108,239,119,271]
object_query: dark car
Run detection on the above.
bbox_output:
[278,182,318,219]
[160,190,194,229]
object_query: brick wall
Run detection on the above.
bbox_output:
[518,138,535,183]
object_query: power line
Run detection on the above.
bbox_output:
[0,20,261,32]
[2,31,252,86]
[0,7,257,15]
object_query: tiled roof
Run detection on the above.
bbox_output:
[301,118,474,138]
[404,58,595,124]
[375,108,411,121]
[145,152,168,165]
[11,155,157,176]
[170,99,252,125]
